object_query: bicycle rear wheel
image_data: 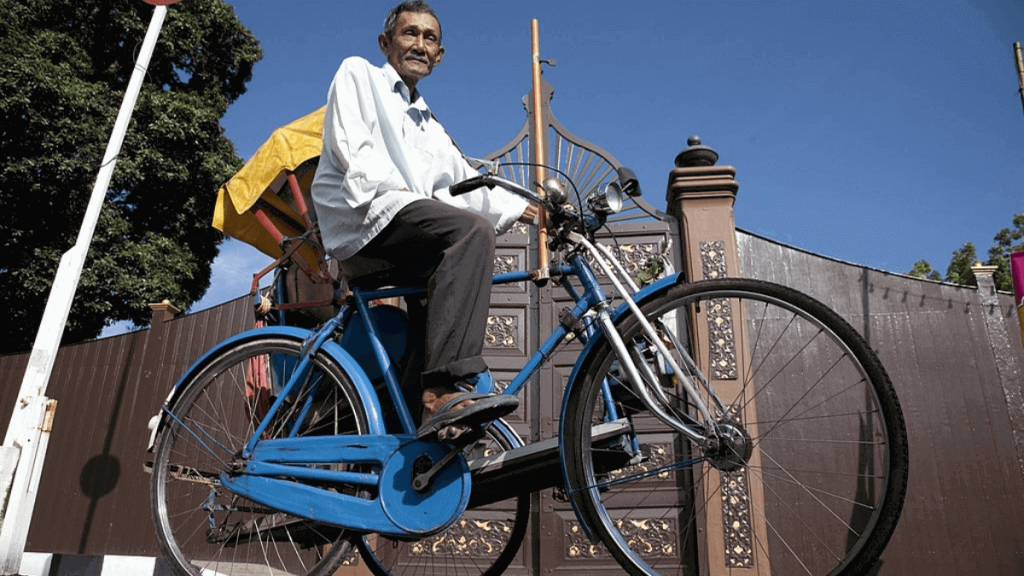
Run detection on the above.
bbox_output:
[563,278,908,576]
[356,419,530,576]
[151,336,369,576]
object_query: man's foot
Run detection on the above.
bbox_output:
[417,392,518,441]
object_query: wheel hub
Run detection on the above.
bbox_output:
[705,421,753,472]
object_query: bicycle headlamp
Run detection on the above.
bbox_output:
[587,182,624,215]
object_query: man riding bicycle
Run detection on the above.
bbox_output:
[311,1,536,440]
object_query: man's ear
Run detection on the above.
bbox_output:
[433,46,445,67]
[378,32,390,55]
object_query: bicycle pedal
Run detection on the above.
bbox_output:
[436,424,475,440]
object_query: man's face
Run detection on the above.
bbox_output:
[379,11,444,90]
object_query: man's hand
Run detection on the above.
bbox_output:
[518,204,539,225]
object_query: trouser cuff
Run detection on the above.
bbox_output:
[421,357,488,390]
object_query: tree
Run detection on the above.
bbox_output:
[0,0,261,353]
[907,260,941,282]
[987,213,1024,292]
[945,242,978,286]
[907,213,1024,291]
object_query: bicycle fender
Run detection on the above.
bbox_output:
[148,327,386,450]
[617,272,685,315]
[560,271,683,412]
[555,272,684,535]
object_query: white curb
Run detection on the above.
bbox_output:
[21,553,161,576]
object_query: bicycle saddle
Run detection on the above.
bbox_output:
[340,253,401,289]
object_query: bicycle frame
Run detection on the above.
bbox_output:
[347,257,609,436]
[154,173,732,539]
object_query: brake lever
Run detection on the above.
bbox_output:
[465,156,500,176]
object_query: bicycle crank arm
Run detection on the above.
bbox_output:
[412,428,484,492]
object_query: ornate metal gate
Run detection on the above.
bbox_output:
[477,77,681,575]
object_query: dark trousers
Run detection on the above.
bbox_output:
[344,199,495,399]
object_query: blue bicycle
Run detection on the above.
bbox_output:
[149,165,908,576]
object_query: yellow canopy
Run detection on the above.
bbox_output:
[212,107,326,264]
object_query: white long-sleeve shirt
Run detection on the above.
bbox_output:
[311,57,527,260]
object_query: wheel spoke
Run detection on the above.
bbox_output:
[152,338,368,576]
[564,278,908,576]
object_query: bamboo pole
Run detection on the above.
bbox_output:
[531,19,550,278]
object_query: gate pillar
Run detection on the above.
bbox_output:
[666,137,771,575]
[970,263,1024,481]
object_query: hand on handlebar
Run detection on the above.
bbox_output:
[518,204,540,225]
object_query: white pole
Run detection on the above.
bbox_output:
[0,5,171,572]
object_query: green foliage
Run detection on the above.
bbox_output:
[945,242,978,286]
[0,0,261,353]
[907,260,941,282]
[632,241,672,287]
[987,213,1024,292]
[635,258,665,287]
[910,214,1024,292]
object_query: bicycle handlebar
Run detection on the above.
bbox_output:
[449,175,490,196]
[451,174,547,206]
[450,168,640,244]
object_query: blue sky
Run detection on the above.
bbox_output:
[104,0,1024,335]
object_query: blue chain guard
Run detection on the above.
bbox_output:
[380,440,470,535]
[220,435,470,537]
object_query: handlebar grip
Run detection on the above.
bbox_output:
[450,175,488,196]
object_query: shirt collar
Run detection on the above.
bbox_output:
[382,61,428,106]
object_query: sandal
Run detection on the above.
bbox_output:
[416,392,518,440]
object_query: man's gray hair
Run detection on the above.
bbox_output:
[383,1,442,43]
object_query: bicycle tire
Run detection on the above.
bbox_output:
[356,419,530,576]
[563,277,909,576]
[151,336,370,576]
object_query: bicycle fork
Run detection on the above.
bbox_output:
[572,232,726,445]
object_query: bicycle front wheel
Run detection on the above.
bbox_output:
[151,336,370,576]
[563,278,908,576]
[356,419,530,576]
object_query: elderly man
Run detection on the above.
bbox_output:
[311,1,533,440]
